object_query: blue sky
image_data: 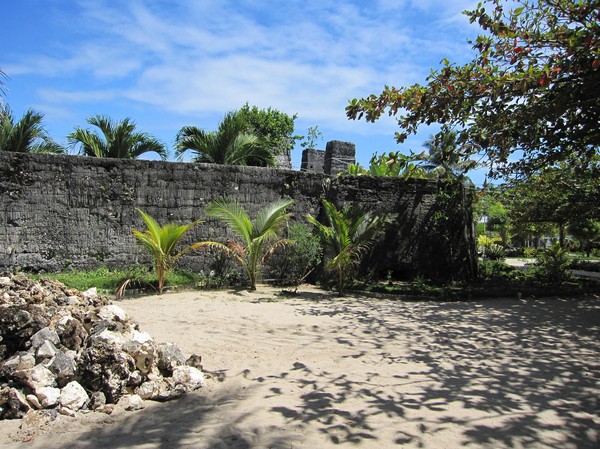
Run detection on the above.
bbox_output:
[2,0,488,182]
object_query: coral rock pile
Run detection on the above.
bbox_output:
[0,273,205,420]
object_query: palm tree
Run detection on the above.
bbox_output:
[175,111,275,166]
[132,209,204,295]
[419,128,476,179]
[204,198,294,290]
[308,200,394,296]
[0,106,64,154]
[68,115,167,159]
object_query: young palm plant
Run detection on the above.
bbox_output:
[204,198,294,290]
[132,209,204,295]
[308,200,394,296]
[68,115,167,159]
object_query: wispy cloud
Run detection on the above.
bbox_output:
[3,0,484,167]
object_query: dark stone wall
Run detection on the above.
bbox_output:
[0,152,475,279]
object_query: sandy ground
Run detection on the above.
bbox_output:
[1,285,599,449]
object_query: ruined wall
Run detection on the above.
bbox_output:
[324,140,356,176]
[300,149,325,174]
[301,140,356,175]
[0,152,475,279]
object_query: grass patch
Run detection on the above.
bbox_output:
[27,267,204,293]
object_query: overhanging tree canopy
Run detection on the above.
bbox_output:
[346,0,600,179]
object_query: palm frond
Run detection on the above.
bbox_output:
[205,198,253,245]
[68,128,106,157]
[261,238,292,263]
[132,133,168,159]
[0,107,52,153]
[253,199,295,239]
[200,240,246,267]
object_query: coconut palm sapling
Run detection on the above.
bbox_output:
[308,200,395,296]
[132,209,205,294]
[204,198,294,290]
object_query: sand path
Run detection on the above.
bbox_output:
[1,286,599,448]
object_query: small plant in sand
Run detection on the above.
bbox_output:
[204,198,294,291]
[131,209,204,295]
[308,200,394,296]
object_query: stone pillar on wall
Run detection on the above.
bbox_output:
[324,140,355,175]
[300,149,325,173]
[275,149,292,170]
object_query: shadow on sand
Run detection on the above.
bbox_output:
[265,296,600,447]
[10,293,599,449]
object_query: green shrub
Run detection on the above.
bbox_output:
[532,243,571,284]
[270,222,322,286]
[485,243,506,261]
[477,235,505,260]
[478,260,517,280]
[201,252,244,289]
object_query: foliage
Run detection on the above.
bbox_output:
[478,259,518,280]
[477,235,505,260]
[236,103,300,156]
[486,243,506,260]
[475,193,511,243]
[431,181,478,280]
[416,128,478,179]
[346,0,600,181]
[485,200,510,242]
[0,68,6,101]
[342,151,427,178]
[568,218,600,255]
[506,160,599,229]
[270,222,322,287]
[300,126,324,149]
[204,198,294,290]
[307,200,394,296]
[532,242,571,284]
[344,163,366,175]
[132,209,204,294]
[176,111,275,166]
[28,267,204,293]
[68,115,167,159]
[201,251,245,289]
[0,106,64,154]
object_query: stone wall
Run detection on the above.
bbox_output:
[0,152,475,280]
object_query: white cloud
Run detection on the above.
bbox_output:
[3,0,485,170]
